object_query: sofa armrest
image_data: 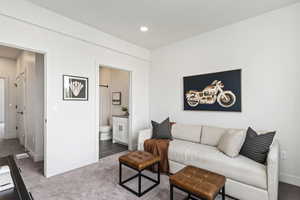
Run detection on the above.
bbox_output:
[267,140,280,200]
[137,129,152,151]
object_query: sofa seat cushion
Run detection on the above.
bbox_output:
[168,139,267,189]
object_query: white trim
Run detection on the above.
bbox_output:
[128,71,133,151]
[95,61,100,162]
[280,173,300,187]
[43,53,48,177]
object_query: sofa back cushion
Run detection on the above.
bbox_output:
[201,125,227,146]
[171,124,202,143]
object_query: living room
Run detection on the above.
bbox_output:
[0,0,299,200]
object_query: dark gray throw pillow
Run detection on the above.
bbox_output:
[151,118,172,139]
[240,127,275,164]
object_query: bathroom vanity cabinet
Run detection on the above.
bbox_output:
[112,116,128,145]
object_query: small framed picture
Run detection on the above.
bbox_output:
[112,92,121,105]
[63,75,88,101]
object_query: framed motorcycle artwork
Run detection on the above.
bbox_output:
[183,69,241,112]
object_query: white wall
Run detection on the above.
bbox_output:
[0,0,150,177]
[110,68,130,116]
[99,67,130,125]
[151,3,300,186]
[0,58,17,139]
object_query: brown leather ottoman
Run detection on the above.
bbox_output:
[119,151,160,197]
[169,166,226,200]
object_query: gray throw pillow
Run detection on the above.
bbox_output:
[151,118,172,139]
[240,127,275,164]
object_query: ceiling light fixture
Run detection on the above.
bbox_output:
[140,26,149,32]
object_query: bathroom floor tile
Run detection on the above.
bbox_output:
[99,140,127,159]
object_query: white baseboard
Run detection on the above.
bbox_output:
[280,173,300,187]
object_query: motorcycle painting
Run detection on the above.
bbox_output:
[183,69,241,112]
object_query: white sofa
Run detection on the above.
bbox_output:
[138,124,279,200]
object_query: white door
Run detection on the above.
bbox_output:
[16,73,27,147]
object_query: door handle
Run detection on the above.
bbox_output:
[17,111,24,115]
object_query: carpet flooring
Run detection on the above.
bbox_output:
[1,138,300,199]
[18,152,229,200]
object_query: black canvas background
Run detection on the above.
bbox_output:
[183,69,241,112]
[69,78,86,98]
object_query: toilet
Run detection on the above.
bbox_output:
[99,125,112,141]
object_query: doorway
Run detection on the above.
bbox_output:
[98,66,131,158]
[0,44,45,175]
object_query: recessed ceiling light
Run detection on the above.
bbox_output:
[140,26,149,32]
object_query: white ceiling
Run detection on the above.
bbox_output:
[27,0,299,49]
[0,45,22,60]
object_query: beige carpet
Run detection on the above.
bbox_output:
[17,152,230,200]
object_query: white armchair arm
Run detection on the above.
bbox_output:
[137,129,152,151]
[267,140,280,200]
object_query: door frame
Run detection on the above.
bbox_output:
[95,64,133,159]
[0,76,8,139]
[0,41,48,176]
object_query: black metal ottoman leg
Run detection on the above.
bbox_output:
[118,160,161,197]
[222,186,225,200]
[187,193,191,199]
[119,162,122,184]
[138,170,142,196]
[170,184,174,200]
[157,162,160,184]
